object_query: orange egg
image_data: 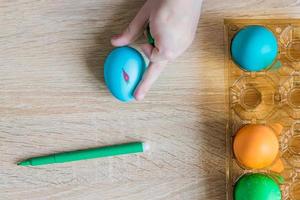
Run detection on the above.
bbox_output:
[233,124,279,169]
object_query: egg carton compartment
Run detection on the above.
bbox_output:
[225,19,300,200]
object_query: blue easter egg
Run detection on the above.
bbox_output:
[104,46,146,102]
[231,25,278,71]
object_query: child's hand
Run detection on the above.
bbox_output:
[111,0,203,100]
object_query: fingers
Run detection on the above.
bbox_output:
[134,61,167,101]
[150,46,176,62]
[150,47,165,62]
[111,3,150,47]
[136,44,169,100]
[141,43,154,58]
[142,42,172,62]
[136,43,180,100]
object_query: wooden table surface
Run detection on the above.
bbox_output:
[1,1,299,199]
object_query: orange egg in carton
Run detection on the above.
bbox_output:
[225,19,300,200]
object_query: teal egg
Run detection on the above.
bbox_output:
[231,25,278,71]
[104,46,146,102]
[234,173,281,200]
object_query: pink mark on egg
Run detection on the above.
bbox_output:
[122,68,130,83]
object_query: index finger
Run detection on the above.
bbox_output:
[134,61,168,101]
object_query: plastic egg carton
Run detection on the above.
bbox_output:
[224,19,300,200]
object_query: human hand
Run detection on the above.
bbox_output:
[111,0,203,100]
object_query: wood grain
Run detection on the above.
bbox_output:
[0,0,299,199]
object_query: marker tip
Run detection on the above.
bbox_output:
[18,160,30,166]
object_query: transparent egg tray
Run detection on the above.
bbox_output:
[225,19,300,200]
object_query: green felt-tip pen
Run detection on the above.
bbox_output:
[146,25,155,46]
[18,142,149,166]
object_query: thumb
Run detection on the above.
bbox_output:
[111,4,150,46]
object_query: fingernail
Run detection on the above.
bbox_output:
[134,92,145,101]
[111,34,121,40]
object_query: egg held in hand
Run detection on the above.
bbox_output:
[104,46,146,102]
